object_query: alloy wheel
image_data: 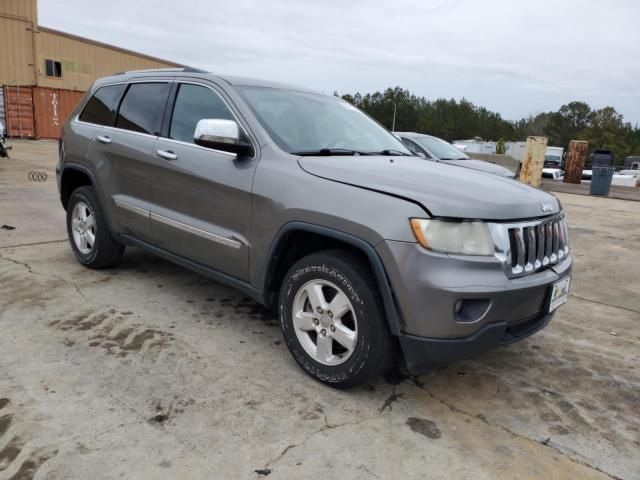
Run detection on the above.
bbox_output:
[71,201,96,254]
[292,279,358,366]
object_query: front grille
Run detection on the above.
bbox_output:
[507,216,569,277]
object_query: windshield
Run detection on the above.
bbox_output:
[414,136,469,160]
[237,86,410,155]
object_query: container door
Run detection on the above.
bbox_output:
[34,88,86,139]
[4,86,35,138]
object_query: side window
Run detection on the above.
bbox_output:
[116,83,171,135]
[79,84,126,126]
[169,84,234,144]
[45,59,62,78]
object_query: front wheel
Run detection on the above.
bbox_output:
[279,250,395,388]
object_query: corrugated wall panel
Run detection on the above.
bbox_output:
[4,86,35,138]
[0,17,36,85]
[36,30,179,91]
[33,87,85,139]
[0,0,37,22]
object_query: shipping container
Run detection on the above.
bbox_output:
[2,0,181,103]
[0,86,5,130]
[4,86,35,138]
[33,87,85,139]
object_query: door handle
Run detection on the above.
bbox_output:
[96,135,112,144]
[156,149,178,161]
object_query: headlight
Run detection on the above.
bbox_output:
[410,219,494,256]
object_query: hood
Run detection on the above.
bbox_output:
[298,155,560,220]
[444,158,515,178]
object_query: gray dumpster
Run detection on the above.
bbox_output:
[590,166,614,196]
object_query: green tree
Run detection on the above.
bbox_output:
[338,88,637,165]
[581,107,628,165]
[544,101,592,146]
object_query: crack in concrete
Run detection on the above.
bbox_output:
[357,464,382,479]
[404,376,623,480]
[0,254,87,300]
[257,414,378,477]
[569,293,640,315]
[378,386,406,412]
[0,239,67,250]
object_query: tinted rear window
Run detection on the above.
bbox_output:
[79,84,126,126]
[116,83,171,135]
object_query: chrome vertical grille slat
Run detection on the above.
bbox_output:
[506,215,569,278]
[512,228,526,274]
[536,225,545,267]
[525,227,536,271]
[557,221,565,259]
[550,221,559,262]
[544,222,553,263]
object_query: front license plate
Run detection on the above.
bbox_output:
[549,276,571,312]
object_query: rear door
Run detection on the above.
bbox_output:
[91,81,171,243]
[150,81,256,280]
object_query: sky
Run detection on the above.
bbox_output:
[39,0,640,124]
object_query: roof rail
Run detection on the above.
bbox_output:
[114,67,209,75]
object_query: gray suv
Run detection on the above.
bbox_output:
[57,68,572,388]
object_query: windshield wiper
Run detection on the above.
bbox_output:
[291,148,369,156]
[371,149,410,156]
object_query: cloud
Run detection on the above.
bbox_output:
[39,0,640,123]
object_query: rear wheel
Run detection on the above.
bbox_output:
[66,186,124,268]
[279,250,395,388]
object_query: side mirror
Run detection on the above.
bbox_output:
[194,119,253,156]
[416,151,427,159]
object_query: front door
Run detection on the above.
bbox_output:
[150,82,256,280]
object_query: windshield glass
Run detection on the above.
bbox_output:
[237,86,410,155]
[414,136,469,160]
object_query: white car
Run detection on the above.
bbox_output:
[395,132,516,178]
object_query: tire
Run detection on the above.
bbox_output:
[279,249,396,388]
[66,186,124,268]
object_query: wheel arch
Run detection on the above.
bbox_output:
[60,164,96,210]
[262,222,402,336]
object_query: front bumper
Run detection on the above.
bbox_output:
[399,311,553,373]
[376,240,572,373]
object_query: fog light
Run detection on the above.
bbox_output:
[454,299,491,323]
[454,300,464,314]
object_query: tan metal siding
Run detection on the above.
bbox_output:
[4,86,35,138]
[33,87,84,139]
[0,0,37,22]
[0,16,36,85]
[36,30,179,91]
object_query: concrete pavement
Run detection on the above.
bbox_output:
[1,140,638,480]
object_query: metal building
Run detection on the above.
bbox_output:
[0,0,181,138]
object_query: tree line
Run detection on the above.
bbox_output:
[339,87,640,166]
